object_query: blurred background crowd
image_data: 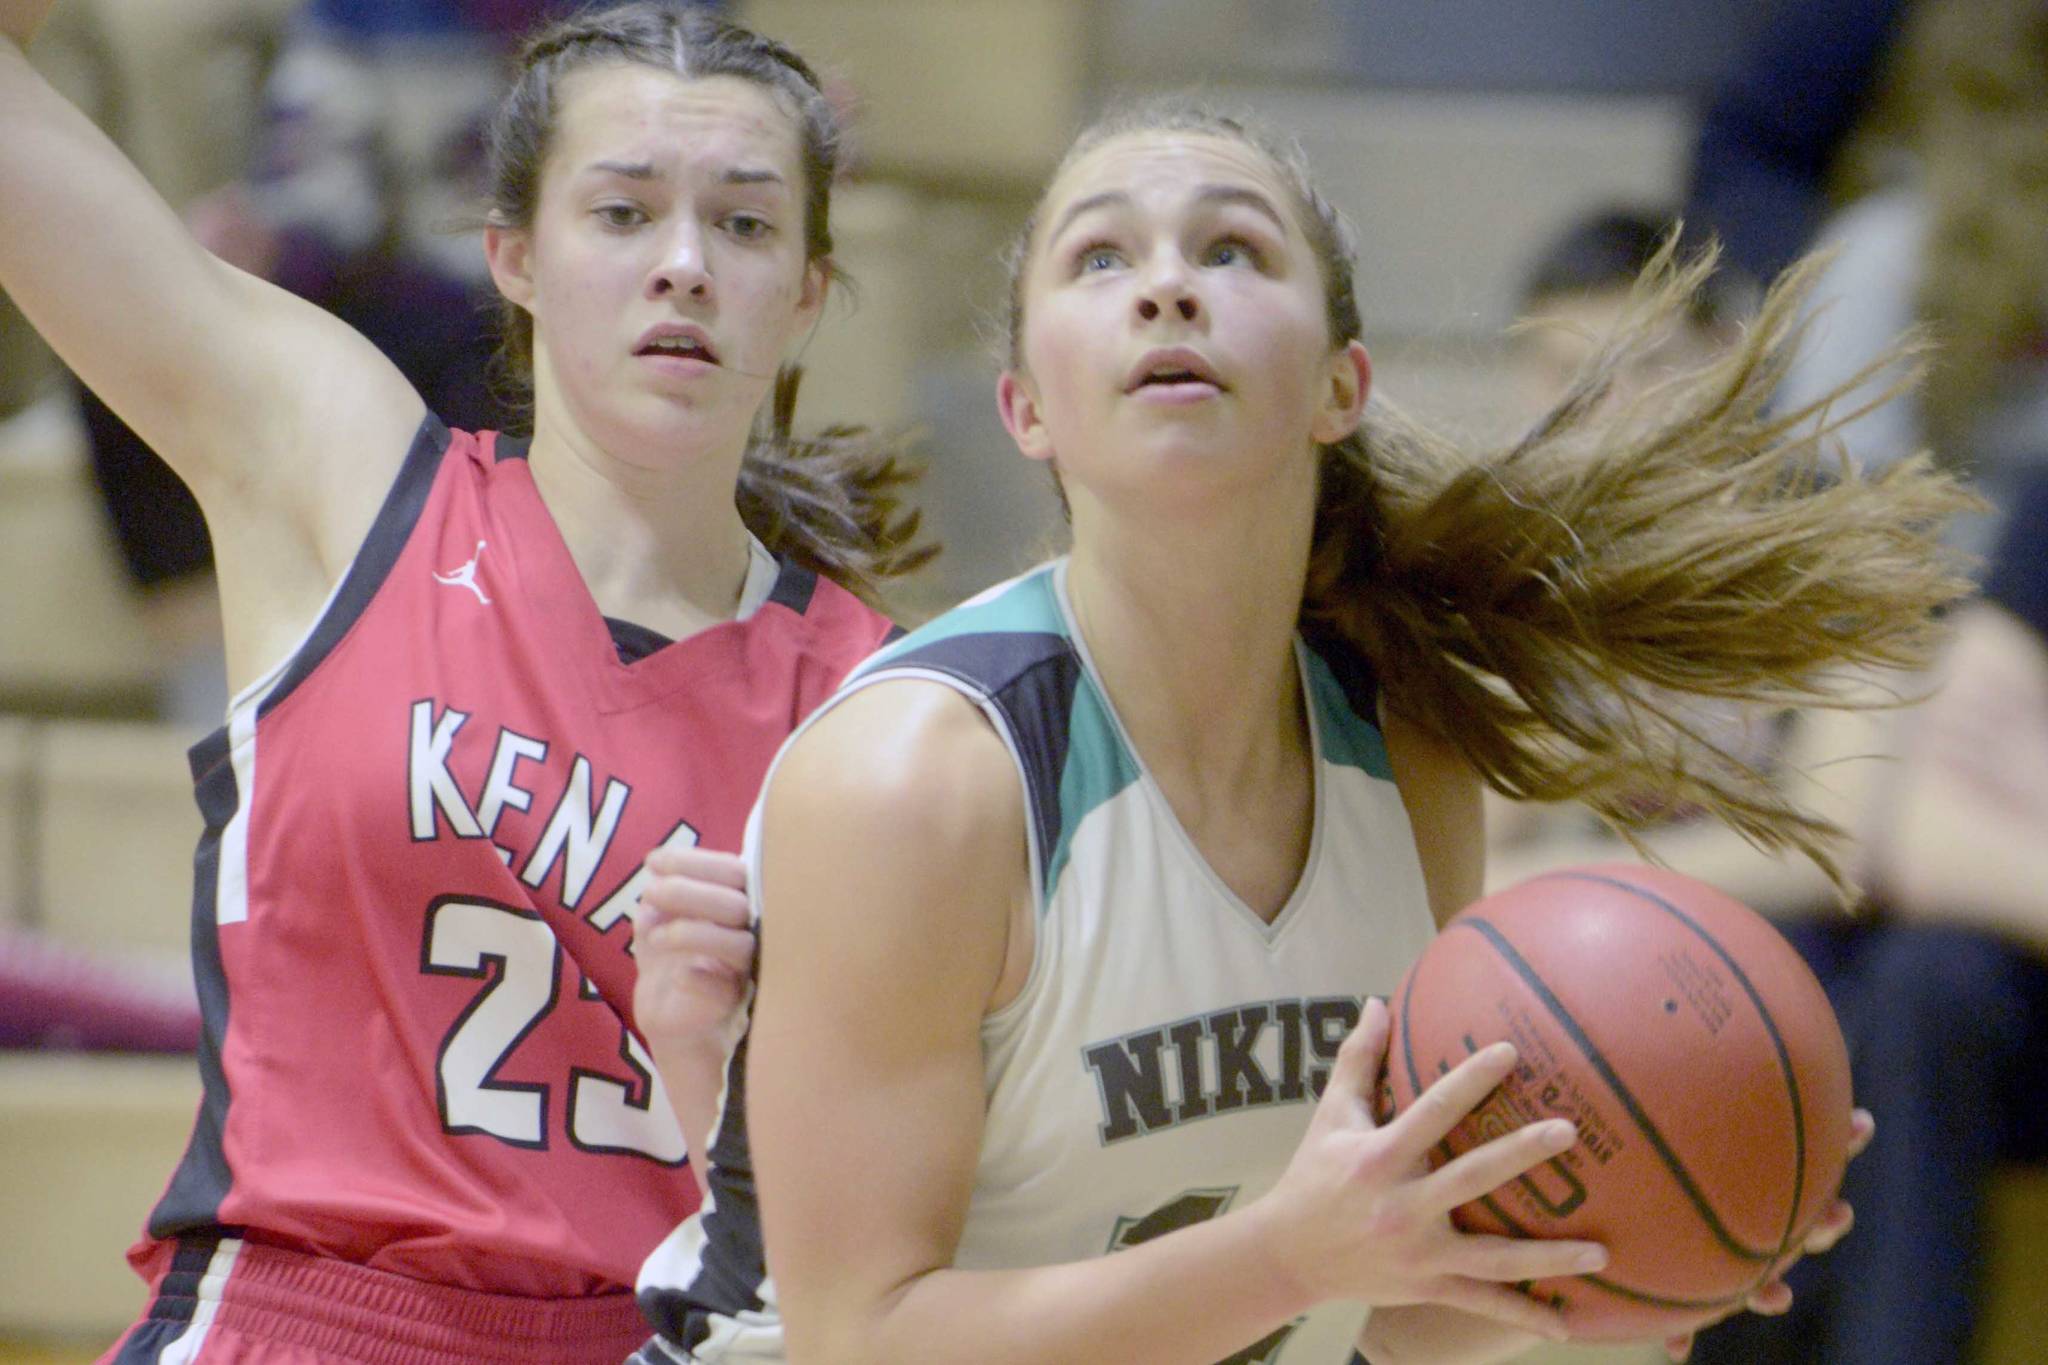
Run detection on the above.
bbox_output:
[1,1,2043,1362]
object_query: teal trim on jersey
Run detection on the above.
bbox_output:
[855,565,1063,680]
[1045,674,1143,904]
[1301,647,1394,781]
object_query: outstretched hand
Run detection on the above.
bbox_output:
[1255,998,1608,1343]
[1663,1107,1875,1361]
[629,846,755,1053]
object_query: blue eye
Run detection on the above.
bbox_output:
[1205,238,1257,268]
[1078,245,1124,273]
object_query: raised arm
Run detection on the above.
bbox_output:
[747,684,1596,1365]
[1,10,423,652]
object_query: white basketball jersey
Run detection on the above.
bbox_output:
[638,560,1438,1365]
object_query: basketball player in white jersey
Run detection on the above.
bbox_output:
[635,99,1966,1363]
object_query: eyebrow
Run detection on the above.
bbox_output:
[588,159,658,181]
[583,160,790,189]
[1048,183,1290,243]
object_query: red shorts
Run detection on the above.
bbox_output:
[100,1235,652,1365]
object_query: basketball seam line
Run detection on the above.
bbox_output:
[1453,914,1780,1264]
[1398,964,1755,1313]
[1541,869,1812,1265]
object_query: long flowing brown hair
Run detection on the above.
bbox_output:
[1008,101,1981,883]
[483,2,932,602]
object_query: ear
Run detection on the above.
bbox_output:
[1310,339,1372,446]
[796,258,830,326]
[485,223,535,311]
[997,369,1055,463]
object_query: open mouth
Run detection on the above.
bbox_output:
[1125,349,1224,394]
[637,334,720,365]
[1135,369,1216,389]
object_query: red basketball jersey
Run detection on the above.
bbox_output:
[132,417,895,1297]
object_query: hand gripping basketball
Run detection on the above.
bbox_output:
[1662,1108,1874,1362]
[1249,998,1608,1341]
[1382,866,1858,1343]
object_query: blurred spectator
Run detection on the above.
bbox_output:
[1513,207,1740,413]
[1871,469,2048,955]
[1750,0,2048,559]
[1693,484,2048,1365]
[1502,204,2048,1365]
[1493,207,1844,904]
[1683,0,1911,292]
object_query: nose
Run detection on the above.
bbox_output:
[648,221,712,302]
[1134,256,1200,325]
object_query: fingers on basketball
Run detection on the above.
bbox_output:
[1387,1041,1517,1154]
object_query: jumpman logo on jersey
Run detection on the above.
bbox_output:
[433,540,492,605]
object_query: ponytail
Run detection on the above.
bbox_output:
[735,366,934,607]
[1304,240,1980,883]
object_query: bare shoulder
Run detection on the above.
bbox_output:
[758,678,1029,994]
[1378,704,1485,927]
[770,678,1023,850]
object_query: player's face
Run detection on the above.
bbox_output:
[999,131,1368,515]
[490,66,825,470]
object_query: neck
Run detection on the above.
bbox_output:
[524,407,755,630]
[1064,474,1316,800]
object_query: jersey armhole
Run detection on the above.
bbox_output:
[743,667,1048,928]
[226,413,453,721]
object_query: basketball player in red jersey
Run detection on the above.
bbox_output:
[0,5,920,1361]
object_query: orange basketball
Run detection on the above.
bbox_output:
[1383,864,1854,1341]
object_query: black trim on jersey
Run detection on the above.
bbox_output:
[604,617,675,665]
[146,732,242,1240]
[603,560,829,663]
[257,414,454,724]
[1299,620,1384,724]
[493,432,533,463]
[765,561,818,615]
[141,1235,224,1326]
[879,630,1080,892]
[108,1239,235,1365]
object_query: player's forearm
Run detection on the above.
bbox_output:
[1356,1304,1542,1365]
[790,1199,1313,1365]
[646,1029,734,1198]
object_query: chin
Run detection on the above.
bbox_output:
[594,395,749,467]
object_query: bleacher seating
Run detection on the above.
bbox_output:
[33,720,200,960]
[0,402,161,716]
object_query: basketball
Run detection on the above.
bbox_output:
[1382,864,1855,1341]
